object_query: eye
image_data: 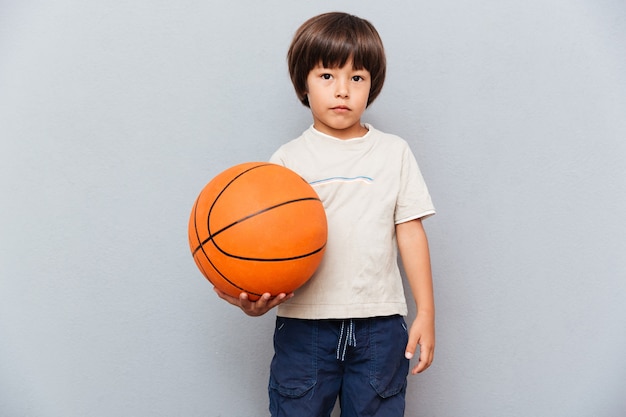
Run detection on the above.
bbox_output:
[352,75,364,82]
[321,73,332,80]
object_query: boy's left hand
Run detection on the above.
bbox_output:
[404,314,435,374]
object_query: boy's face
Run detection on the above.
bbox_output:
[305,59,371,140]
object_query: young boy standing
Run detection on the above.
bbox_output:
[216,12,436,417]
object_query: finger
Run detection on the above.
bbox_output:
[256,293,272,306]
[266,292,294,309]
[412,344,434,374]
[239,292,255,310]
[405,334,420,360]
[265,293,285,309]
[242,292,273,316]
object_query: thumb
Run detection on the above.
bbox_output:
[405,330,420,360]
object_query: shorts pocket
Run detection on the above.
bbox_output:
[269,317,317,398]
[369,316,410,398]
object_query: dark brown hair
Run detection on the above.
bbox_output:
[287,12,386,107]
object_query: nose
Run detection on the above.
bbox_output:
[335,80,348,98]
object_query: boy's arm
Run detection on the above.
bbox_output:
[213,288,294,317]
[396,218,435,374]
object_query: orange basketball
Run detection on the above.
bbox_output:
[188,162,327,301]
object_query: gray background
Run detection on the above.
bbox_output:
[1,0,625,416]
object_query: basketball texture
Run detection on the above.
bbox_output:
[188,162,327,300]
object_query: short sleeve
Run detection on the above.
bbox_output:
[394,144,436,224]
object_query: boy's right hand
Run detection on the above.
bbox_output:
[213,287,294,317]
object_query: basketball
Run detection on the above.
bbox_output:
[188,162,327,301]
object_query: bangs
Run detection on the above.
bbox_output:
[309,16,380,71]
[316,31,372,71]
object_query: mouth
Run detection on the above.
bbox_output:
[332,106,350,112]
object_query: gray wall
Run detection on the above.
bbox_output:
[1,1,625,416]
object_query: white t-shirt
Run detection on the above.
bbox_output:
[270,124,435,319]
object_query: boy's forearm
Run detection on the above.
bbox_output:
[396,219,435,316]
[397,218,436,374]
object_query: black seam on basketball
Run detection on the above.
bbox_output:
[224,243,326,262]
[193,241,263,298]
[192,196,322,256]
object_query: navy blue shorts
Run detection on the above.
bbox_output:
[268,315,409,417]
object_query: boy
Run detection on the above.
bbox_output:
[216,12,436,417]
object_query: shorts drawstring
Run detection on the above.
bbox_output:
[336,319,357,361]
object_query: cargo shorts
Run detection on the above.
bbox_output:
[268,315,410,417]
